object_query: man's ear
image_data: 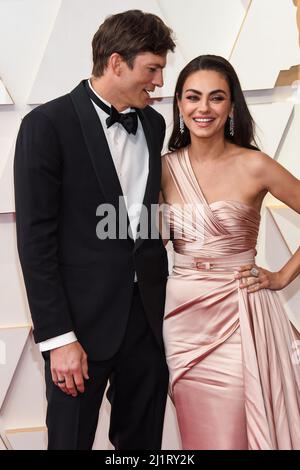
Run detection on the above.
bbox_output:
[108,53,123,76]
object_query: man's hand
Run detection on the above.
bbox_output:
[50,342,89,397]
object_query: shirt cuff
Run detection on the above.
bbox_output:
[39,331,77,352]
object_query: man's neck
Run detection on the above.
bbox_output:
[90,76,129,112]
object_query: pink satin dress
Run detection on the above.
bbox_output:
[163,148,300,450]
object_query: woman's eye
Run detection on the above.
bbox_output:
[186,95,198,101]
[211,96,225,101]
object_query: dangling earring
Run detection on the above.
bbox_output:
[179,114,185,134]
[229,115,234,136]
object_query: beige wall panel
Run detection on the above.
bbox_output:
[92,398,113,450]
[0,326,30,407]
[270,206,300,254]
[0,111,22,214]
[276,104,300,179]
[5,427,46,450]
[0,147,14,214]
[0,0,61,104]
[27,0,185,103]
[152,98,173,151]
[0,111,20,177]
[264,104,300,205]
[158,0,250,62]
[0,435,7,449]
[249,102,294,157]
[0,214,31,325]
[0,335,45,430]
[0,80,13,105]
[231,0,300,90]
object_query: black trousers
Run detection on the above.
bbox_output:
[44,285,169,450]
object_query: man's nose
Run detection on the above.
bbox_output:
[153,70,164,88]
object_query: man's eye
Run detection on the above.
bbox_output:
[149,67,157,72]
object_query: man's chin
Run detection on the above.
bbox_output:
[134,99,150,109]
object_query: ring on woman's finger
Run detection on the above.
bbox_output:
[250,267,259,278]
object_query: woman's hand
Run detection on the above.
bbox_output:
[234,264,287,293]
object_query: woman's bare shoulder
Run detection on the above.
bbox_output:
[237,148,273,176]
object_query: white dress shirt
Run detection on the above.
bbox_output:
[39,80,149,352]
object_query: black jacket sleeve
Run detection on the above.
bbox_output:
[14,110,74,342]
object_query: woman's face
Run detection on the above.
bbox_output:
[178,69,233,140]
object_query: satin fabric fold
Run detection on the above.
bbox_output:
[163,148,300,450]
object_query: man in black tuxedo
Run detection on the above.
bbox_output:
[14,10,175,450]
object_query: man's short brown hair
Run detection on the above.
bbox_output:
[92,10,175,77]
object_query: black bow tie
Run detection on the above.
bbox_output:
[106,107,138,134]
[85,80,138,135]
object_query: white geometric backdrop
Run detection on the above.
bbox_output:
[0,0,299,450]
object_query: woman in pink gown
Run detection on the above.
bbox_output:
[161,55,300,450]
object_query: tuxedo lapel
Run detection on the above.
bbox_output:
[70,81,133,243]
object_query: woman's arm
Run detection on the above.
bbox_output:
[236,248,300,293]
[237,153,300,292]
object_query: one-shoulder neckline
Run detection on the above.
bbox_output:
[181,147,261,217]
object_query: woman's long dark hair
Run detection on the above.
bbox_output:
[168,55,259,151]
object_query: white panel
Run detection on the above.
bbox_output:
[0,335,45,430]
[0,111,20,179]
[0,145,15,214]
[28,0,185,103]
[231,0,300,89]
[241,0,250,7]
[249,102,294,157]
[152,97,173,152]
[0,326,30,408]
[0,214,32,325]
[92,392,113,450]
[158,0,250,62]
[244,84,300,106]
[0,0,62,104]
[5,427,46,450]
[0,80,13,105]
[270,206,300,254]
[276,104,300,180]
[265,103,300,208]
[0,435,7,450]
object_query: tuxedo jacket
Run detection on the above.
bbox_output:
[14,81,169,361]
